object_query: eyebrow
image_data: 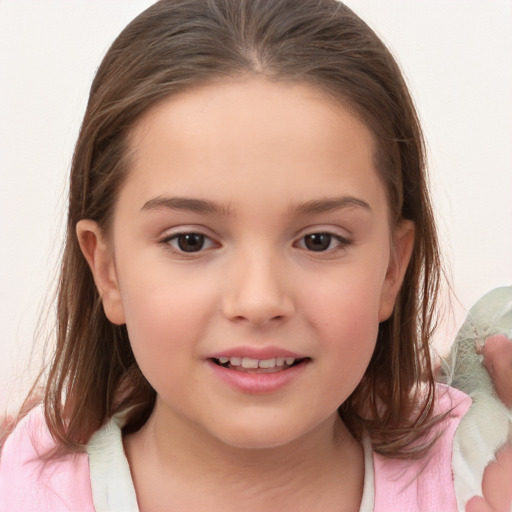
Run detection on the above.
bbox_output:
[141,195,371,216]
[291,196,371,216]
[141,196,233,216]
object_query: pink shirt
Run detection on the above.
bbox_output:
[373,385,471,512]
[0,407,94,511]
[0,386,475,512]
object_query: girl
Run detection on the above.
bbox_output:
[0,1,510,511]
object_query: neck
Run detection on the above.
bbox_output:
[124,401,364,512]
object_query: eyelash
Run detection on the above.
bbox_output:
[294,232,351,253]
[158,231,352,256]
[159,232,217,255]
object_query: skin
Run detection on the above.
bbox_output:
[481,334,512,408]
[77,78,414,512]
[466,443,512,512]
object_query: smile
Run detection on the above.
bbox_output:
[212,356,306,373]
[208,355,310,394]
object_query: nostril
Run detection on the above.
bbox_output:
[221,272,295,325]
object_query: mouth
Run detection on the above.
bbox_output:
[210,356,309,374]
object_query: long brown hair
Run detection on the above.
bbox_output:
[29,0,441,457]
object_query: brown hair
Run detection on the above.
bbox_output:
[30,0,441,457]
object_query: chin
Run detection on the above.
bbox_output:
[209,417,324,451]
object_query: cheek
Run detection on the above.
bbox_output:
[119,277,217,397]
[306,288,379,412]
[301,262,386,333]
[117,267,219,362]
[300,264,384,378]
[319,292,379,370]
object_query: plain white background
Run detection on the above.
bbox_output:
[1,0,511,414]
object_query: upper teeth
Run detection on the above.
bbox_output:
[217,356,296,368]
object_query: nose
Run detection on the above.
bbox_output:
[222,250,295,326]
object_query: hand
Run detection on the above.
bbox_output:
[465,443,512,512]
[479,334,512,408]
[467,334,512,512]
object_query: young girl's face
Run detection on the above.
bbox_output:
[79,78,413,449]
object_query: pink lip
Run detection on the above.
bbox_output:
[206,358,309,395]
[207,345,305,360]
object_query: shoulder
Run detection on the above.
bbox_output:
[0,405,94,512]
[372,384,472,512]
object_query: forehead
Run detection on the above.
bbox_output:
[121,77,388,217]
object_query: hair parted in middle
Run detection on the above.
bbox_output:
[40,0,441,458]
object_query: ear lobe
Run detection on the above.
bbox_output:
[378,220,415,322]
[76,220,126,325]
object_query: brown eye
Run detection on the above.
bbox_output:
[161,231,218,256]
[303,233,332,251]
[175,233,206,252]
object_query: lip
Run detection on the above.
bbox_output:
[206,355,310,394]
[207,345,306,360]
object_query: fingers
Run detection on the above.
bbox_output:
[482,334,512,408]
[466,495,497,512]
[466,444,512,512]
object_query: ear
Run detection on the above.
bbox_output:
[76,219,126,325]
[378,220,415,322]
